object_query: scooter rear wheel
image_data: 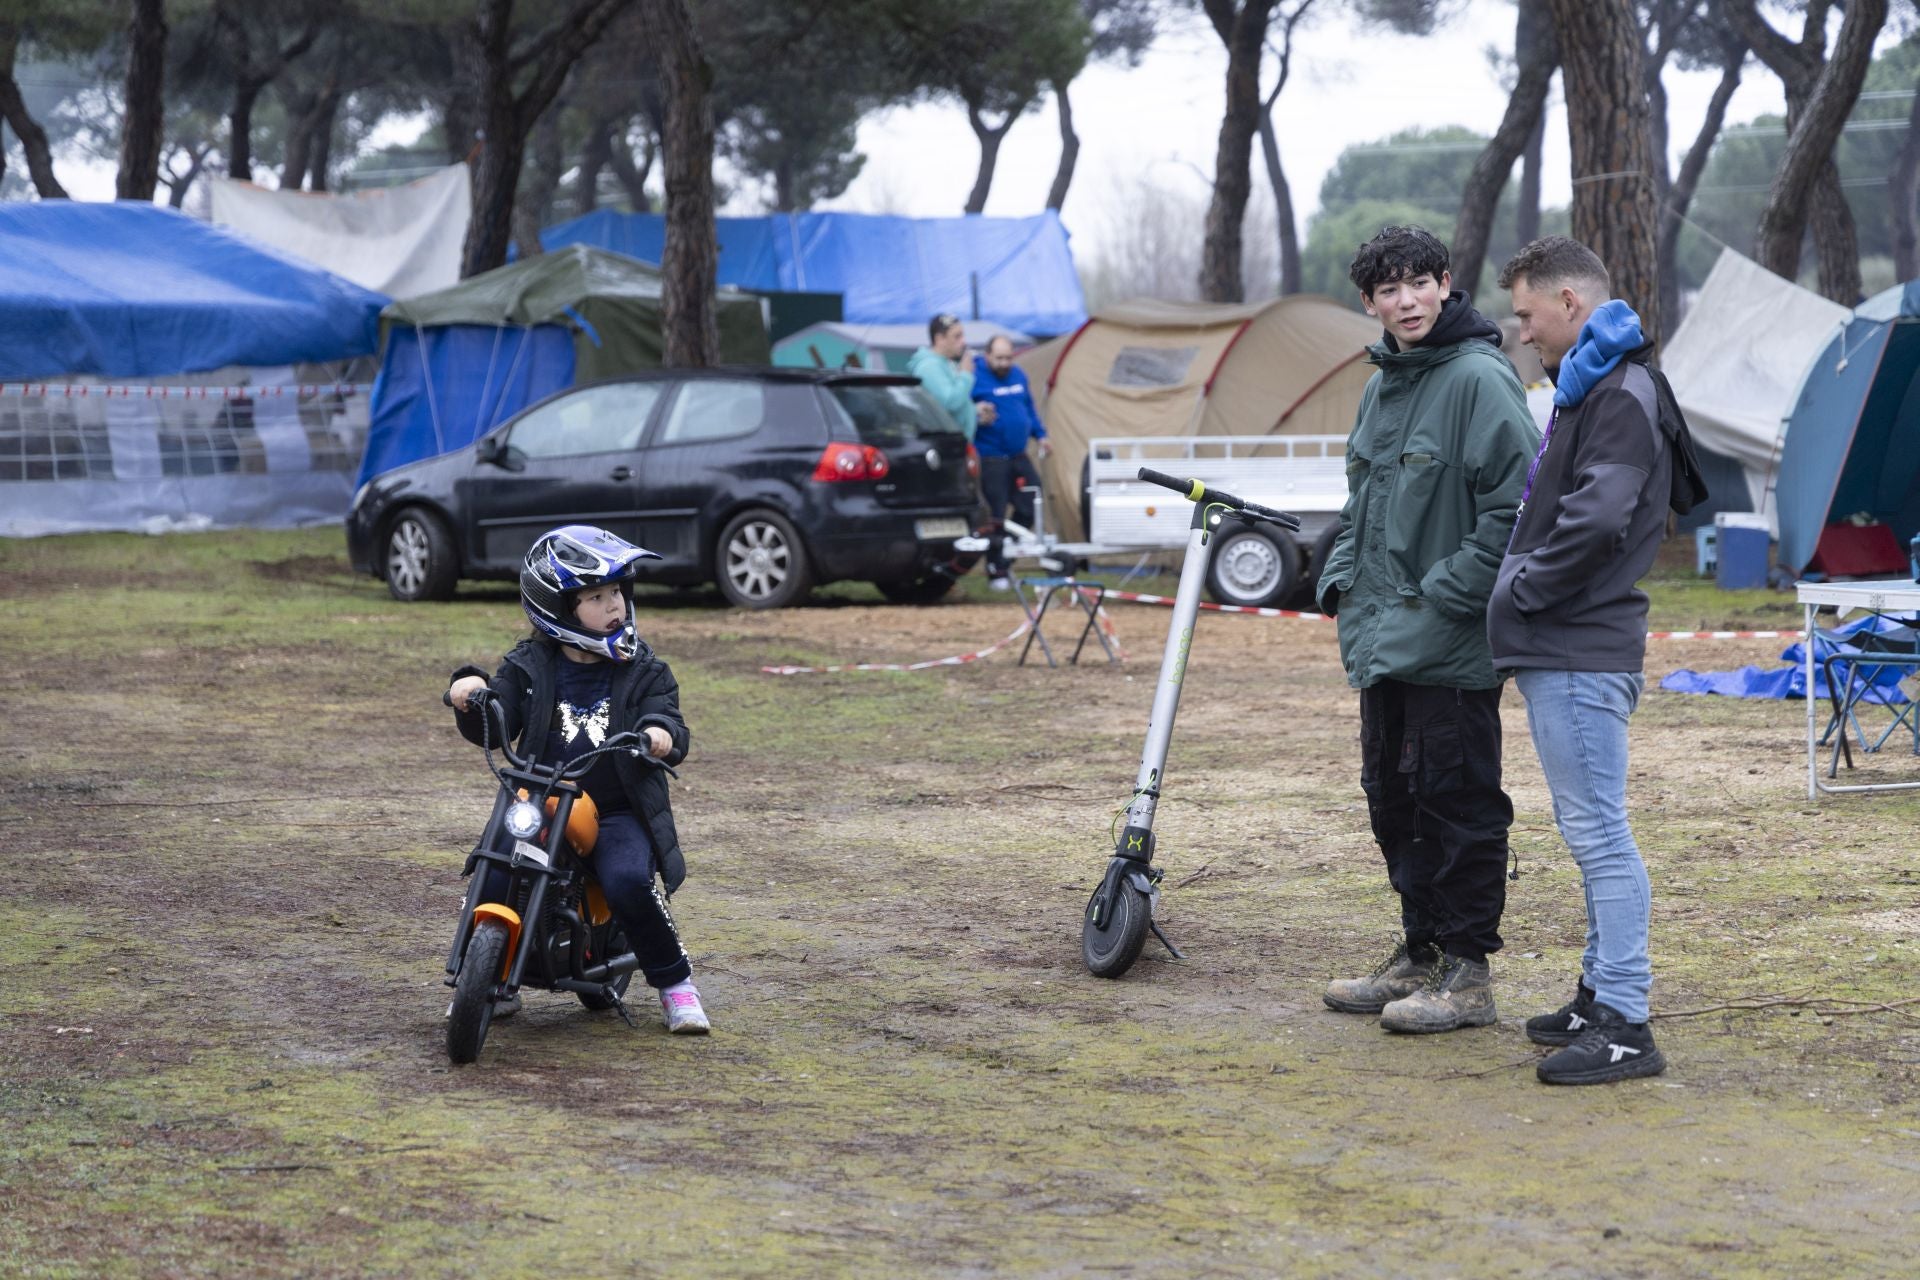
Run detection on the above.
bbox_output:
[1082,880,1150,978]
[447,920,509,1065]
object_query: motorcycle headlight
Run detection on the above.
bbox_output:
[504,800,543,841]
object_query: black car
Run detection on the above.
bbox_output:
[346,367,981,609]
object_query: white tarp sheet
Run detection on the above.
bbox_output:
[1662,248,1850,524]
[210,165,470,300]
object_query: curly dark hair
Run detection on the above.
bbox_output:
[1348,225,1450,298]
[1497,236,1610,295]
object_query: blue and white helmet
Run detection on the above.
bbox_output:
[520,525,660,661]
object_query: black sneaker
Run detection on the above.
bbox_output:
[1536,1002,1666,1085]
[1525,978,1597,1046]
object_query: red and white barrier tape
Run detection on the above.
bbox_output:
[761,619,1033,675]
[0,383,371,400]
[1101,589,1800,640]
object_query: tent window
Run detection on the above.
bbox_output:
[1107,346,1199,388]
[507,382,662,459]
[658,379,768,445]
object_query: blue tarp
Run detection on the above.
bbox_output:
[535,210,1089,337]
[1661,614,1916,703]
[357,325,575,487]
[0,202,387,379]
[1776,279,1920,571]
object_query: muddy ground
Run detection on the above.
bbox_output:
[2,529,1918,1279]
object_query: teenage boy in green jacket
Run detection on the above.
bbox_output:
[1315,225,1540,1035]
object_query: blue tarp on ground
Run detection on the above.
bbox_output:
[1661,614,1916,703]
[535,210,1089,337]
[0,201,387,379]
[1776,280,1920,571]
[357,325,575,487]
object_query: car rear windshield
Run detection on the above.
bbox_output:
[824,383,963,446]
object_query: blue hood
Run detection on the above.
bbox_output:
[1552,299,1644,408]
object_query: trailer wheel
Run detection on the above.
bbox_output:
[1205,525,1299,609]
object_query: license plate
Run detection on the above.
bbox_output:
[915,518,968,539]
[513,840,549,866]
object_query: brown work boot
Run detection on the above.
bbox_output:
[1323,936,1439,1014]
[1379,953,1497,1033]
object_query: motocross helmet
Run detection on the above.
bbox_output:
[520,525,660,661]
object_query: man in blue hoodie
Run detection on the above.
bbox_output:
[1491,236,1707,1086]
[971,335,1050,588]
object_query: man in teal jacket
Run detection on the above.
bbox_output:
[907,312,980,441]
[1315,226,1539,1035]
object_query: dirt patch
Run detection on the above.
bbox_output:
[5,528,1920,1278]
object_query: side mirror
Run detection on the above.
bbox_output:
[475,435,506,465]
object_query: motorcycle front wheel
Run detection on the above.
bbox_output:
[1082,878,1150,979]
[447,920,510,1065]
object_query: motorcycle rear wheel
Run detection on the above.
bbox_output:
[447,920,510,1065]
[1082,879,1150,979]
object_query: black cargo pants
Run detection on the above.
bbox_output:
[1357,678,1512,961]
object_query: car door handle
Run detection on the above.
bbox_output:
[609,466,633,481]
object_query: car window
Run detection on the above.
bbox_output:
[506,383,663,459]
[824,383,962,447]
[657,379,769,445]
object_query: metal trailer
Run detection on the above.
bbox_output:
[969,434,1349,608]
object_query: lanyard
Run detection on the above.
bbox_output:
[1509,405,1558,551]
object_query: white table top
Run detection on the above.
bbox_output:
[1794,578,1920,611]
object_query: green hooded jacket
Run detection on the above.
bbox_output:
[1314,306,1539,690]
[907,345,978,440]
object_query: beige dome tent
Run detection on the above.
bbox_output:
[1018,295,1380,538]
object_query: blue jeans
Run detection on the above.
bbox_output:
[1512,670,1652,1022]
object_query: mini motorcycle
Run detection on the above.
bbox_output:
[439,687,672,1064]
[1081,468,1301,978]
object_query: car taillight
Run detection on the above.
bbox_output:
[812,442,890,482]
[966,444,980,480]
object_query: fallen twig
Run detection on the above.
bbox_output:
[1434,1056,1539,1080]
[1654,992,1920,1021]
[1171,864,1214,890]
[217,1163,328,1174]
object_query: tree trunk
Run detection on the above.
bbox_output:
[1517,108,1545,246]
[963,98,1026,215]
[513,103,565,259]
[1753,0,1886,302]
[0,35,68,198]
[1453,0,1557,299]
[1046,77,1078,212]
[1198,0,1278,303]
[229,81,263,182]
[460,0,631,278]
[1892,73,1920,281]
[607,125,654,212]
[638,0,718,366]
[576,114,614,213]
[164,147,211,208]
[1256,111,1300,295]
[307,90,340,190]
[117,0,168,201]
[1549,0,1660,347]
[1658,48,1742,332]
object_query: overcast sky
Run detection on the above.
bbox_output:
[814,0,1801,264]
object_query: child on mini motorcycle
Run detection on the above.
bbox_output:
[445,524,710,1034]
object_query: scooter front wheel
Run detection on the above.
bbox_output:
[1082,878,1151,978]
[447,920,509,1065]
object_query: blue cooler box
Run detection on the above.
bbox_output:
[1715,523,1770,590]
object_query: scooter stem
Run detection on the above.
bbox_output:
[1119,506,1217,850]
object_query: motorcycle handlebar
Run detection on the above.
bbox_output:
[1134,467,1303,531]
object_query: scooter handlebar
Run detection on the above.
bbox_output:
[1133,467,1303,531]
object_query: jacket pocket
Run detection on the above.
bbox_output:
[1384,451,1453,590]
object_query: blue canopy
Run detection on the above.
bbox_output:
[0,202,387,380]
[1776,280,1920,571]
[536,210,1088,337]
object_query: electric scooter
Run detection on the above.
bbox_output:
[1081,467,1302,978]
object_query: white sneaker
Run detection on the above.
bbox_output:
[660,982,710,1035]
[989,576,1012,591]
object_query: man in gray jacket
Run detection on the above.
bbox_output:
[1491,236,1706,1085]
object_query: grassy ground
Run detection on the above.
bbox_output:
[2,527,1917,1279]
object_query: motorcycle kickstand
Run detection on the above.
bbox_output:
[606,987,638,1028]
